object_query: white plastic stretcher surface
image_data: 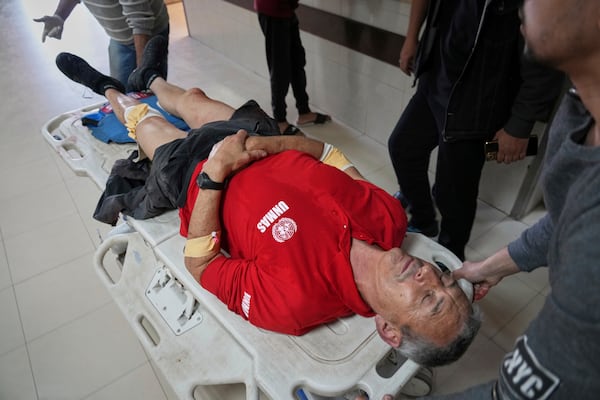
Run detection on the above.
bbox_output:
[42,105,471,400]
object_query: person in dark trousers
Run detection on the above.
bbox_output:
[364,0,600,398]
[254,0,330,134]
[389,0,564,260]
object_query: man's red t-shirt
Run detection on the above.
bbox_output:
[180,150,407,335]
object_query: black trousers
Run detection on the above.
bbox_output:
[388,88,486,259]
[258,13,310,122]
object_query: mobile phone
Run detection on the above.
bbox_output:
[485,135,538,161]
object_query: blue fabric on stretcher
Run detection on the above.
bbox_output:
[83,93,189,143]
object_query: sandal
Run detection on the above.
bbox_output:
[296,112,331,127]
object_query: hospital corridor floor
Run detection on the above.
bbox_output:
[0,1,551,399]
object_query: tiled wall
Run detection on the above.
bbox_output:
[181,0,414,147]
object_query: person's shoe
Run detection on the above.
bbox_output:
[127,35,168,91]
[55,52,125,95]
[407,220,439,237]
[393,190,410,209]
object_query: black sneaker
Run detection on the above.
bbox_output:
[127,35,168,91]
[55,53,125,95]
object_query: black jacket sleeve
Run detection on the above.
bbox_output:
[504,37,565,138]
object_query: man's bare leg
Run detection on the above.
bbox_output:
[56,50,234,159]
[148,78,235,130]
[127,35,236,129]
[104,88,187,160]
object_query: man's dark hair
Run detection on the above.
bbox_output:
[396,304,482,367]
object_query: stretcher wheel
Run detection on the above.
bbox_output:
[399,366,433,397]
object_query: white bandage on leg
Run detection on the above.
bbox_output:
[124,103,164,140]
[319,142,354,171]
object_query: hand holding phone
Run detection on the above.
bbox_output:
[485,135,538,162]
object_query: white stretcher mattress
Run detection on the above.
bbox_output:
[42,104,470,399]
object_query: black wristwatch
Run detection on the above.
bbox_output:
[196,171,225,190]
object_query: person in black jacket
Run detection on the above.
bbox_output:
[388,0,564,260]
[363,0,600,398]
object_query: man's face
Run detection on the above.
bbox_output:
[377,248,472,346]
[520,0,599,68]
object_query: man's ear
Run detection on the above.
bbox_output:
[375,315,403,348]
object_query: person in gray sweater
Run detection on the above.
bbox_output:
[34,0,169,90]
[367,0,600,398]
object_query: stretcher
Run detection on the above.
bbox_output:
[42,103,473,400]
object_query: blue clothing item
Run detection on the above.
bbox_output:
[83,94,188,144]
[108,39,136,87]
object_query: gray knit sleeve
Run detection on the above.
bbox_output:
[119,0,166,36]
[508,213,552,272]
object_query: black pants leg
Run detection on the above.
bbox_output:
[388,89,439,228]
[258,13,310,122]
[288,14,310,115]
[435,137,486,260]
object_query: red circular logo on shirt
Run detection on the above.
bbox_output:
[272,217,297,243]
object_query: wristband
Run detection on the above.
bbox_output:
[184,231,221,258]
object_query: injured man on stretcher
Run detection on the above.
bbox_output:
[56,35,480,367]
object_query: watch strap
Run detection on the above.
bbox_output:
[197,171,225,190]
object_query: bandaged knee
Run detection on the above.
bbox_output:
[124,103,164,140]
[320,143,354,171]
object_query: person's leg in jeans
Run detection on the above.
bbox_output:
[110,27,171,91]
[258,13,292,131]
[108,39,137,87]
[434,138,486,260]
[388,89,439,236]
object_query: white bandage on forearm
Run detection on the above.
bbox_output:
[124,103,164,140]
[319,143,354,171]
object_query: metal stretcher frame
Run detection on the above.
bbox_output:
[41,104,470,400]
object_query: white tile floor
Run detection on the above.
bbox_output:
[0,1,549,399]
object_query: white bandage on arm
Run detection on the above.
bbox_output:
[319,143,354,171]
[123,103,164,140]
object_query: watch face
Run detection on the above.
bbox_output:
[197,172,225,190]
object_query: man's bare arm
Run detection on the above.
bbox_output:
[245,135,366,180]
[245,135,324,159]
[184,130,267,279]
